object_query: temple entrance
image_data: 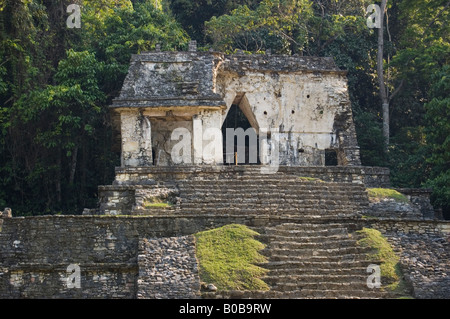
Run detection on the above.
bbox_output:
[222,103,260,165]
[325,149,338,166]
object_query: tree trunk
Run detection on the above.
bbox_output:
[69,146,78,185]
[56,151,62,204]
[377,0,389,149]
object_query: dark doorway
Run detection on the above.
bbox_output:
[325,149,338,166]
[222,104,260,165]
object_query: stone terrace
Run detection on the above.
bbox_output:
[1,166,449,299]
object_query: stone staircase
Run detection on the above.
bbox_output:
[135,174,369,219]
[255,223,389,298]
[205,222,391,299]
[100,167,401,298]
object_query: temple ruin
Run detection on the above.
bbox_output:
[110,42,361,168]
[1,44,448,300]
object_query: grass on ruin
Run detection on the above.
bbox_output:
[367,188,409,203]
[194,224,269,292]
[143,201,172,208]
[357,228,413,298]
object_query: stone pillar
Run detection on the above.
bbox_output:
[120,109,153,167]
[201,110,223,165]
[192,115,203,164]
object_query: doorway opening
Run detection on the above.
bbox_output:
[222,101,260,165]
[325,149,338,166]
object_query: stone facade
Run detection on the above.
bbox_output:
[137,236,200,299]
[1,214,449,299]
[111,45,361,167]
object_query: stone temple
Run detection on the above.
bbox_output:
[110,42,361,169]
[1,43,449,300]
[96,42,435,217]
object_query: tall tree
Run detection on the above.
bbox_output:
[168,0,260,44]
[375,0,404,150]
[206,0,313,54]
[423,65,450,219]
[377,0,389,149]
[0,0,190,215]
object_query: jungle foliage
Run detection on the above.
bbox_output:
[0,0,448,218]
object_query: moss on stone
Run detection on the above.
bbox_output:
[194,224,269,292]
[367,188,409,203]
[143,202,172,208]
[357,227,413,298]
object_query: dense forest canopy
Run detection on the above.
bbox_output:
[0,0,448,218]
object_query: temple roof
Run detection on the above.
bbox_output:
[111,50,344,109]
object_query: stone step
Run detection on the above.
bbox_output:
[178,196,367,203]
[266,280,374,292]
[181,196,366,202]
[180,204,362,213]
[178,190,368,197]
[178,180,365,185]
[258,234,353,244]
[203,289,389,299]
[282,289,389,299]
[177,207,361,215]
[176,210,361,219]
[179,204,363,212]
[178,187,367,195]
[178,189,365,194]
[264,246,370,257]
[264,269,373,281]
[132,211,360,219]
[178,181,366,187]
[260,260,378,271]
[177,178,366,185]
[266,239,360,250]
[263,274,370,285]
[261,223,353,235]
[266,252,370,263]
[178,186,367,192]
[131,208,175,216]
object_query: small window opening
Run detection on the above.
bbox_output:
[325,149,338,166]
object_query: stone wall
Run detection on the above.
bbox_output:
[364,219,450,235]
[395,188,437,220]
[0,216,138,298]
[1,215,449,298]
[0,216,212,299]
[137,236,200,299]
[0,214,271,298]
[362,219,450,299]
[386,232,450,299]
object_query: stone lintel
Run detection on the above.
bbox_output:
[111,99,226,109]
[111,106,226,120]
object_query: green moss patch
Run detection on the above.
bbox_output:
[194,224,269,291]
[143,202,172,208]
[357,228,412,297]
[367,188,409,203]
